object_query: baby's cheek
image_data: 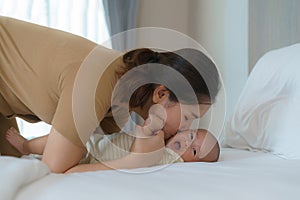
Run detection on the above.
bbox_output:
[180,151,192,162]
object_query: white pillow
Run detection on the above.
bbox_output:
[223,43,300,159]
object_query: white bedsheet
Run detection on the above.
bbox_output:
[0,156,49,200]
[0,148,297,200]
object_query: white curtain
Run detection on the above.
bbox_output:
[0,0,110,138]
[0,0,110,43]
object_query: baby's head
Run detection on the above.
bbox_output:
[166,129,220,162]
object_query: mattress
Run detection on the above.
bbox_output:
[1,148,298,200]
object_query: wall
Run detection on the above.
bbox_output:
[188,0,249,136]
[249,0,300,70]
[188,0,226,74]
[137,0,189,35]
[223,0,249,117]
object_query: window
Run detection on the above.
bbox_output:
[0,0,110,139]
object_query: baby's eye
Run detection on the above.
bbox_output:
[193,148,197,156]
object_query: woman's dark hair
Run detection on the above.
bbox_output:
[119,48,220,108]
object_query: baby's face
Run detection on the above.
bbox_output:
[166,129,205,162]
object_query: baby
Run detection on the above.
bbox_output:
[5,105,219,171]
[6,126,219,168]
[81,127,219,167]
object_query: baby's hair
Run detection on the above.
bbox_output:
[211,142,220,162]
[197,129,220,162]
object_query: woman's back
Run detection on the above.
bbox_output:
[0,16,96,123]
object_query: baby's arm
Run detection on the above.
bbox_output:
[130,129,165,154]
[139,104,167,136]
[129,104,167,158]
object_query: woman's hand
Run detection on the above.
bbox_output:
[65,148,165,173]
[65,164,87,174]
[65,163,111,174]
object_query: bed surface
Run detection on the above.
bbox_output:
[6,148,298,200]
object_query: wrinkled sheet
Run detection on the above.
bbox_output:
[0,156,49,200]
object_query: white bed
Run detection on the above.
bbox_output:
[1,148,299,200]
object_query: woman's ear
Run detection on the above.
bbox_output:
[152,85,170,104]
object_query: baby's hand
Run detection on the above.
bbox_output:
[141,104,167,136]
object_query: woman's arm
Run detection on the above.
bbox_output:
[42,127,87,173]
[65,147,164,173]
[65,126,166,174]
[65,131,166,173]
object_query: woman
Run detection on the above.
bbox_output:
[0,16,220,172]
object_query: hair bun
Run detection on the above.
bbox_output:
[152,52,160,62]
[123,48,161,69]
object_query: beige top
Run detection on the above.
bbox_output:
[0,16,126,146]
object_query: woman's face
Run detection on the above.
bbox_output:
[161,101,211,139]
